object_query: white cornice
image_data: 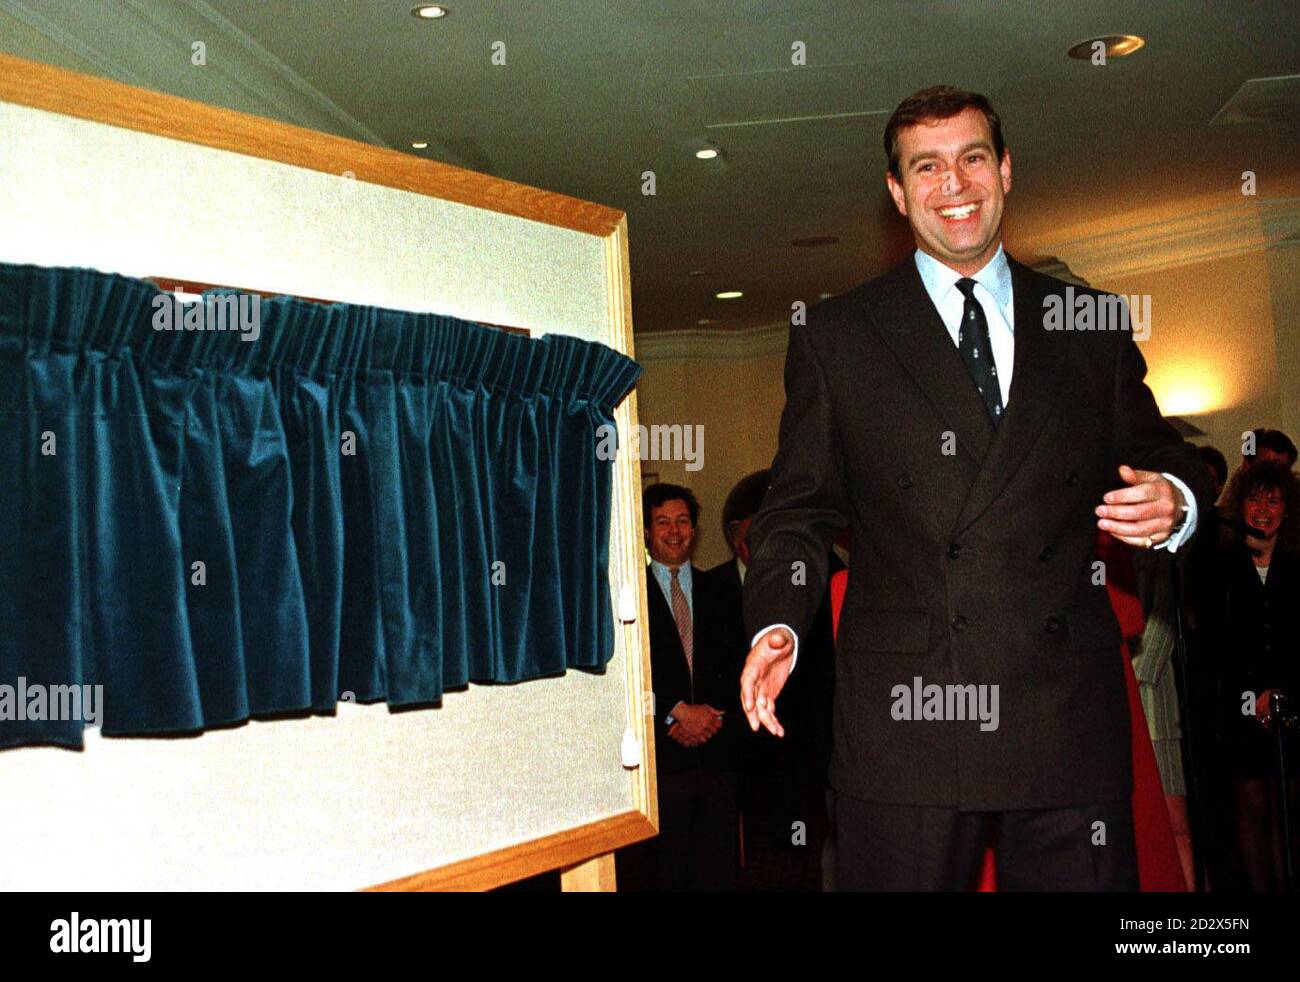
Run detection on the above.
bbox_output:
[0,0,147,85]
[1037,198,1300,284]
[0,0,389,146]
[167,0,390,145]
[635,200,1300,364]
[635,320,790,363]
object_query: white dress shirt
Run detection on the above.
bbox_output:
[914,245,1015,408]
[649,558,693,617]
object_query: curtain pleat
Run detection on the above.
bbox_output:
[0,262,640,749]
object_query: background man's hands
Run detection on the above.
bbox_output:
[668,704,724,747]
[1095,464,1185,547]
[740,627,794,737]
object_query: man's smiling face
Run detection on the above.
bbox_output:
[645,498,695,567]
[886,106,1012,276]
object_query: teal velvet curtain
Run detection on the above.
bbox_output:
[0,262,640,749]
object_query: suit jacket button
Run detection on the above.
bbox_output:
[1066,470,1080,487]
[1038,546,1053,562]
[1044,616,1061,633]
[898,473,913,489]
[948,542,961,559]
[951,615,967,632]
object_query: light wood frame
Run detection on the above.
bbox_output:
[0,52,657,892]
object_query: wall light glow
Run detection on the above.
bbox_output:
[1149,364,1229,416]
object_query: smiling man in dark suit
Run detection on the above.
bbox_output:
[635,482,745,890]
[739,86,1214,891]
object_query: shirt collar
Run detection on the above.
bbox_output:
[913,243,1013,317]
[650,558,692,580]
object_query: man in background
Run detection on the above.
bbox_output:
[1198,445,1227,502]
[625,483,744,890]
[708,470,838,888]
[1241,428,1297,471]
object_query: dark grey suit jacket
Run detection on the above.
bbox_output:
[743,255,1214,810]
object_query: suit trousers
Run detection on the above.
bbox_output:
[655,769,740,891]
[834,791,1138,891]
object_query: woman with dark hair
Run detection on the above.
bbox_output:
[1204,459,1300,890]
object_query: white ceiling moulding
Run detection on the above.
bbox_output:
[0,0,389,147]
[1029,258,1091,287]
[169,0,390,145]
[639,257,1085,363]
[635,320,790,363]
[1039,198,1300,284]
[0,0,148,85]
[705,108,890,131]
[1210,74,1300,127]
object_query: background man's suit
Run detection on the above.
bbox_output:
[647,564,746,776]
[743,255,1214,887]
[630,562,744,889]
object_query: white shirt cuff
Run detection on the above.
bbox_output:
[751,624,799,672]
[1157,472,1199,553]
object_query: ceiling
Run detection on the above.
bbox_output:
[2,0,1298,332]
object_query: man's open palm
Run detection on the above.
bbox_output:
[740,628,794,737]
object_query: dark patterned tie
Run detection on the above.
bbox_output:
[955,277,1004,425]
[670,568,693,678]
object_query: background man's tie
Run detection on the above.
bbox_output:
[670,568,693,678]
[955,277,1004,425]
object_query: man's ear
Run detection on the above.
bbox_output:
[886,170,908,217]
[1000,149,1012,195]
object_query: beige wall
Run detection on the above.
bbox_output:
[1100,249,1284,480]
[634,348,786,569]
[1265,243,1300,445]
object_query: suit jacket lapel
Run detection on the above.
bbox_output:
[868,259,994,466]
[952,258,1067,535]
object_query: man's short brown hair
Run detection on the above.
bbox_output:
[884,85,1006,180]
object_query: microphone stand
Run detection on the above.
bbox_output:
[1268,692,1296,891]
[1169,555,1210,892]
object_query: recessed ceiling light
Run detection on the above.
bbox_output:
[411,141,429,149]
[411,4,449,19]
[695,148,720,160]
[1068,34,1144,59]
[716,290,743,300]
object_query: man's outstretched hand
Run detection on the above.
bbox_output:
[740,627,794,737]
[1095,464,1186,548]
